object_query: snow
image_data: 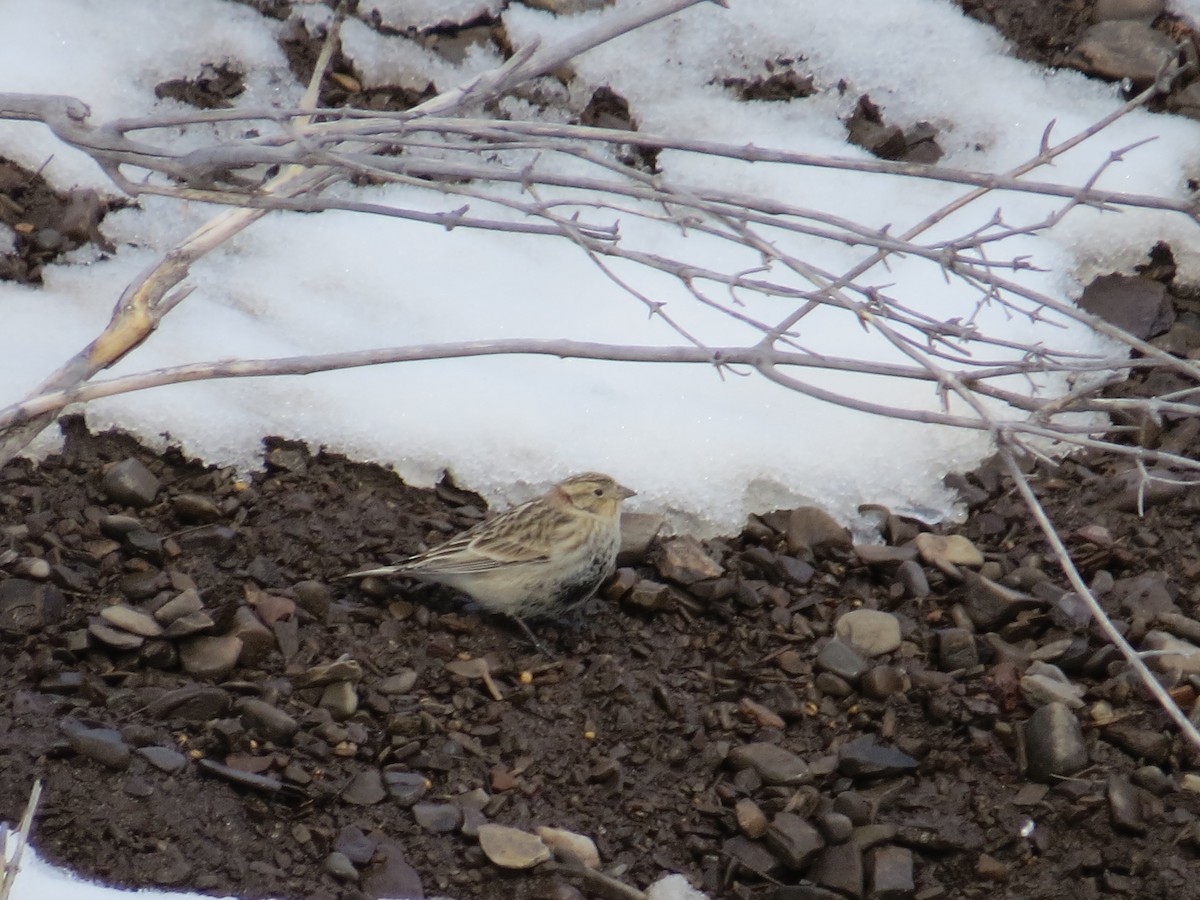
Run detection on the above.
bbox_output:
[2,0,1200,896]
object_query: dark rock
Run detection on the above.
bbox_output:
[172,493,223,524]
[656,535,724,584]
[362,838,425,899]
[335,824,378,865]
[62,723,131,770]
[146,686,233,722]
[179,634,242,679]
[728,742,812,785]
[810,842,863,897]
[816,639,868,682]
[412,801,461,832]
[102,458,161,507]
[868,845,914,897]
[236,698,299,745]
[938,628,979,670]
[343,769,387,806]
[1108,775,1156,835]
[816,812,854,844]
[896,560,930,598]
[1024,702,1088,782]
[838,737,918,778]
[765,812,825,870]
[861,666,905,700]
[723,835,781,877]
[784,507,851,554]
[962,572,1042,631]
[1102,718,1171,764]
[137,746,189,774]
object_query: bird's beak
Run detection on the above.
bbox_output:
[617,483,637,499]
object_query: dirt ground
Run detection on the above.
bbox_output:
[4,1,1200,899]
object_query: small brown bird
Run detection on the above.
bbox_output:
[344,472,636,646]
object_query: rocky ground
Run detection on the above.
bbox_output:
[5,1,1200,899]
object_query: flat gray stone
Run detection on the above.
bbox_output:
[810,842,863,896]
[1070,21,1180,86]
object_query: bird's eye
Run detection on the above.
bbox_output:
[593,488,604,496]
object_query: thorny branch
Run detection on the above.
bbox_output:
[1,6,1200,755]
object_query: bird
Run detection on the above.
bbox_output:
[343,472,636,650]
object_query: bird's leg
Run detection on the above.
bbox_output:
[509,614,556,659]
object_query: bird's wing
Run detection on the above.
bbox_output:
[398,501,572,575]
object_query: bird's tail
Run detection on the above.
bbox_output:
[339,565,404,580]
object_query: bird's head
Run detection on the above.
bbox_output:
[554,472,636,517]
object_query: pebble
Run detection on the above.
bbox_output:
[810,842,862,896]
[62,723,131,770]
[100,604,164,638]
[230,607,275,666]
[136,746,188,774]
[324,851,358,882]
[722,835,781,877]
[171,493,223,524]
[783,506,851,553]
[814,673,854,698]
[936,628,978,671]
[378,670,419,694]
[869,844,914,895]
[297,658,364,687]
[179,634,243,680]
[383,770,429,805]
[162,610,216,638]
[320,681,359,721]
[1107,775,1155,835]
[624,579,673,611]
[859,665,905,700]
[915,532,983,574]
[335,824,378,865]
[655,535,724,584]
[102,458,161,507]
[1131,765,1174,796]
[146,685,232,721]
[838,737,918,778]
[1069,21,1179,86]
[816,639,868,682]
[976,852,1009,880]
[834,792,873,826]
[153,589,204,624]
[235,697,299,745]
[764,812,825,869]
[1020,661,1085,709]
[343,769,387,806]
[88,620,145,651]
[896,559,930,598]
[962,573,1041,631]
[816,812,854,844]
[1103,719,1170,765]
[618,511,665,564]
[293,580,332,619]
[835,609,901,657]
[536,826,600,868]
[727,742,813,785]
[362,839,424,899]
[1179,773,1200,794]
[477,824,550,869]
[734,798,768,839]
[1023,701,1088,782]
[12,557,50,580]
[853,545,917,567]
